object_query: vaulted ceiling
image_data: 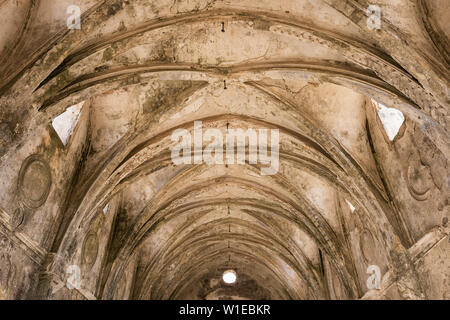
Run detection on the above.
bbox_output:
[0,0,448,300]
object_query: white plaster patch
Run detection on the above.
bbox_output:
[103,203,109,214]
[52,101,84,146]
[345,199,355,213]
[374,100,405,141]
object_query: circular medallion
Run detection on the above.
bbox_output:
[18,155,52,208]
[406,160,432,201]
[360,229,377,263]
[81,232,99,270]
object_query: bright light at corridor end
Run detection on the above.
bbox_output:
[222,270,237,284]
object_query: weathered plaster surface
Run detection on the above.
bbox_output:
[0,0,448,300]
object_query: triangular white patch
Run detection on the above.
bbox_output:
[52,101,84,146]
[373,100,405,141]
[345,199,355,213]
